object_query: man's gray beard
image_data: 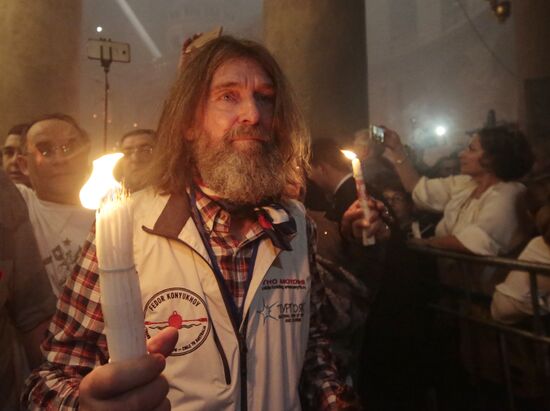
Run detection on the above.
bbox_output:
[192,132,286,206]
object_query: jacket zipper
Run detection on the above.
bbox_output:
[238,314,250,411]
[189,245,250,396]
[142,227,251,405]
[211,324,231,385]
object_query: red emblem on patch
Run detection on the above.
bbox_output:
[144,311,208,330]
[144,288,211,356]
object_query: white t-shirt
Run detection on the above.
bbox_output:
[412,175,530,256]
[493,236,550,319]
[17,185,95,296]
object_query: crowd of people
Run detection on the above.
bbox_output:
[302,120,550,408]
[1,32,550,411]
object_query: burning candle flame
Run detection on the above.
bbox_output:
[80,153,124,210]
[341,149,357,160]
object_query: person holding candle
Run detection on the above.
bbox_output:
[308,137,390,285]
[23,35,388,411]
[308,138,358,223]
[307,137,391,385]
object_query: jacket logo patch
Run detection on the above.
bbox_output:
[257,298,305,324]
[144,287,211,356]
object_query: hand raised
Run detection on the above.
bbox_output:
[381,127,404,153]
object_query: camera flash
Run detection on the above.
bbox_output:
[435,126,447,137]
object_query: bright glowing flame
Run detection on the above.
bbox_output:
[341,150,357,160]
[96,26,103,33]
[80,153,124,210]
[435,126,447,137]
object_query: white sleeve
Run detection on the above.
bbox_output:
[491,237,550,321]
[491,290,533,323]
[454,185,525,255]
[412,176,456,213]
[454,225,501,256]
[15,183,32,203]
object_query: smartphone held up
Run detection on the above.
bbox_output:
[370,125,385,144]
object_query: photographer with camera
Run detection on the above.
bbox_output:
[381,126,533,256]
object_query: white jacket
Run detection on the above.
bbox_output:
[131,189,311,411]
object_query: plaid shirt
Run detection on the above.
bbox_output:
[22,190,358,410]
[192,188,264,315]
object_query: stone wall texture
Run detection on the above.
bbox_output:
[263,0,368,142]
[0,0,81,136]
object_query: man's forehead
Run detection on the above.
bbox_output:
[4,134,22,147]
[210,57,274,89]
[121,134,155,147]
[28,119,80,142]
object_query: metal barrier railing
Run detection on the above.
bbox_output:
[407,243,550,411]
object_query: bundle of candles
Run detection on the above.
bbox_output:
[80,153,147,362]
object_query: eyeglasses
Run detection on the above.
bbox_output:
[33,139,84,158]
[122,145,154,156]
[1,146,22,158]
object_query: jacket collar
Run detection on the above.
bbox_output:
[145,189,297,251]
[147,190,192,240]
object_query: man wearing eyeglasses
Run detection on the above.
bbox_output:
[116,128,156,191]
[2,123,32,187]
[15,113,95,296]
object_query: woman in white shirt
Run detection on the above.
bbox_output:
[492,205,550,323]
[383,126,534,256]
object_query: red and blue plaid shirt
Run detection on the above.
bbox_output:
[192,187,264,313]
[22,190,358,410]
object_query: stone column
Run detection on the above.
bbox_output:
[514,1,550,137]
[263,0,367,142]
[0,0,81,136]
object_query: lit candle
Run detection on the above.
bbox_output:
[341,150,375,246]
[80,153,147,362]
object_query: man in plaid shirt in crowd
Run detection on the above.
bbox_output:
[22,35,387,411]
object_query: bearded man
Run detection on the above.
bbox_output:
[23,36,385,411]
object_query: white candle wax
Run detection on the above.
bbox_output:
[411,221,422,239]
[350,158,376,246]
[96,190,147,362]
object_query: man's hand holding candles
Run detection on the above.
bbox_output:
[79,328,178,411]
[78,153,179,411]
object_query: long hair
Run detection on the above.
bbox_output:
[146,35,309,196]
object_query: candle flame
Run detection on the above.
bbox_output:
[80,153,124,210]
[341,149,357,160]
